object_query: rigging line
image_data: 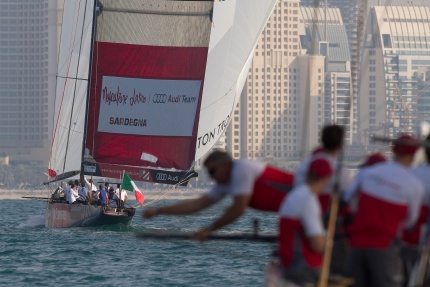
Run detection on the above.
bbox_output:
[102,7,212,17]
[56,75,89,81]
[57,19,92,77]
[143,163,197,207]
[48,0,84,172]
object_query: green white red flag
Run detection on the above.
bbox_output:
[122,171,144,205]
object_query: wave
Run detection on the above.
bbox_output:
[17,214,45,228]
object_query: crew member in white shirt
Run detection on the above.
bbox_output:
[345,134,424,287]
[143,149,294,240]
[278,157,333,286]
[67,183,79,204]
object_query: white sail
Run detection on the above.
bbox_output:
[48,0,276,185]
[195,0,278,161]
[49,0,94,176]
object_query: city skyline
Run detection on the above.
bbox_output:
[0,0,429,168]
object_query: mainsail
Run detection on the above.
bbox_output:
[48,0,277,185]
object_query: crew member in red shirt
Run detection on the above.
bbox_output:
[294,125,350,213]
[278,157,333,286]
[143,150,293,240]
[345,135,424,287]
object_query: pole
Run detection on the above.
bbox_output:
[317,192,340,287]
[318,143,345,287]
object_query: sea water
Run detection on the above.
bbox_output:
[0,198,278,287]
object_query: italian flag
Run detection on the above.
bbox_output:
[122,171,144,205]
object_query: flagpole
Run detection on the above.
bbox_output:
[119,170,124,208]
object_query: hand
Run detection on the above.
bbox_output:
[142,208,158,219]
[192,228,211,242]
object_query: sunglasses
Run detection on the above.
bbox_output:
[208,167,217,176]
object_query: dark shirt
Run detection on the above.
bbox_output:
[98,189,108,205]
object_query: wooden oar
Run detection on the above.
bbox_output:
[136,231,277,243]
[318,192,340,287]
[407,225,430,287]
[21,196,50,200]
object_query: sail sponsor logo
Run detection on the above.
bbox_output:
[102,87,147,107]
[98,76,201,136]
[153,94,167,104]
[156,173,168,181]
[109,117,147,127]
[182,95,197,103]
[197,114,231,148]
[155,173,179,182]
[152,94,197,104]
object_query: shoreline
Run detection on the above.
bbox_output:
[0,188,205,201]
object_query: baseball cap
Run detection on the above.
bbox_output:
[308,158,333,179]
[360,153,387,167]
[392,134,420,156]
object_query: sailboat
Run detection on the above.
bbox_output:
[44,0,276,228]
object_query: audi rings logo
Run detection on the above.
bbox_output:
[156,173,168,181]
[153,94,167,104]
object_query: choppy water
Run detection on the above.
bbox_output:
[0,198,278,287]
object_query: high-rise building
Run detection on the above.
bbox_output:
[225,0,326,168]
[0,0,60,164]
[300,6,353,145]
[358,5,430,145]
[300,0,359,141]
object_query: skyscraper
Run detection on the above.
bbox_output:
[300,6,353,144]
[0,0,59,164]
[226,0,326,168]
[300,0,359,141]
[358,5,430,144]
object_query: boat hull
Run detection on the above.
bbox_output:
[45,202,135,228]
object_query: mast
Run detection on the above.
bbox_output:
[80,0,99,178]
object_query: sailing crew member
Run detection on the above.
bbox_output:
[114,183,127,208]
[278,157,333,285]
[115,183,121,196]
[345,134,424,287]
[97,184,108,206]
[143,149,294,241]
[64,180,73,203]
[293,124,351,213]
[77,181,89,203]
[75,180,88,203]
[401,134,430,283]
[84,177,97,192]
[108,187,119,207]
[343,152,387,213]
[66,183,79,204]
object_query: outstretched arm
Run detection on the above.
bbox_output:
[142,195,216,219]
[192,194,251,241]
